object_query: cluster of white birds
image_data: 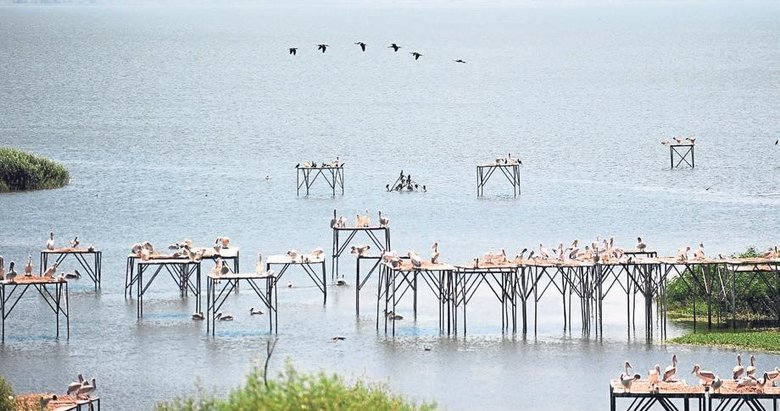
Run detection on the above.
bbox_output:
[66,374,97,399]
[287,42,467,64]
[285,247,325,264]
[45,232,92,252]
[494,153,523,165]
[296,157,342,169]
[331,210,389,229]
[763,246,779,259]
[0,254,78,283]
[620,354,780,394]
[379,242,441,269]
[660,136,697,145]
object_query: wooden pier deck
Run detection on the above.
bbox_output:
[13,394,100,411]
[206,271,277,335]
[40,248,102,292]
[610,380,780,411]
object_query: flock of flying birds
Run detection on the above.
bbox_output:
[619,354,780,394]
[288,42,468,63]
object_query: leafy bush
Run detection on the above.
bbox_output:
[671,329,780,352]
[157,363,435,411]
[0,147,69,192]
[0,375,15,411]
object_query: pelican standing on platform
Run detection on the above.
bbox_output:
[746,354,757,377]
[692,364,716,386]
[619,361,640,392]
[733,354,745,380]
[663,354,678,382]
[46,232,55,250]
[24,255,33,276]
[66,374,84,395]
[255,253,264,275]
[43,262,58,279]
[70,236,80,249]
[636,237,646,251]
[378,211,390,228]
[77,378,96,399]
[430,242,440,264]
[408,251,423,268]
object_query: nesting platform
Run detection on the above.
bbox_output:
[124,246,239,298]
[1,276,69,342]
[13,394,100,411]
[669,143,695,169]
[41,248,102,292]
[476,161,521,197]
[378,260,456,336]
[267,254,327,304]
[296,163,344,196]
[610,379,780,411]
[331,222,391,280]
[386,172,425,192]
[206,271,278,335]
[132,258,202,319]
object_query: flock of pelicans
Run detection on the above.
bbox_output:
[386,171,426,193]
[11,374,97,409]
[660,136,698,145]
[0,233,88,283]
[618,354,780,394]
[287,42,467,64]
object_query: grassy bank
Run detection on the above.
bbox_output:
[0,147,69,192]
[670,330,780,353]
[156,363,436,411]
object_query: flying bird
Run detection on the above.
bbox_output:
[355,42,366,51]
[410,52,422,60]
[388,43,401,52]
[317,44,329,53]
[454,59,466,64]
[289,47,297,55]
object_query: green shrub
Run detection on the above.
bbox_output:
[157,363,436,411]
[0,147,69,192]
[0,375,15,411]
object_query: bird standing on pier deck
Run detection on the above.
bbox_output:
[675,246,690,262]
[70,236,80,250]
[430,242,440,264]
[378,211,390,228]
[255,253,264,275]
[286,250,300,262]
[636,237,646,251]
[663,355,678,382]
[6,261,17,282]
[619,361,640,392]
[516,248,528,262]
[0,256,4,281]
[693,243,706,260]
[648,364,661,387]
[692,364,716,386]
[46,232,55,250]
[77,378,96,399]
[539,243,550,260]
[43,262,58,279]
[712,377,723,393]
[213,258,229,276]
[67,374,84,395]
[746,355,757,377]
[23,255,33,276]
[733,354,745,380]
[408,251,423,268]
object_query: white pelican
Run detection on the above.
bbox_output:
[310,247,324,260]
[692,364,716,386]
[216,312,234,321]
[527,250,535,260]
[131,243,143,255]
[24,255,33,276]
[141,241,153,254]
[746,355,756,377]
[350,245,370,257]
[213,258,228,276]
[362,210,372,227]
[0,255,5,280]
[6,261,17,282]
[649,364,661,386]
[46,232,55,250]
[636,237,646,251]
[430,242,440,264]
[378,211,390,228]
[191,312,204,321]
[67,374,84,395]
[43,262,58,279]
[250,307,264,315]
[77,378,96,398]
[408,251,423,268]
[676,246,690,262]
[287,249,300,262]
[711,377,723,393]
[516,248,528,262]
[693,243,706,260]
[38,395,57,408]
[70,236,80,249]
[663,354,678,382]
[733,354,745,380]
[619,361,639,392]
[539,243,550,260]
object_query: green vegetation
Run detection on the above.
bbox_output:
[671,329,780,353]
[156,363,436,411]
[665,247,777,326]
[0,375,14,411]
[0,147,69,192]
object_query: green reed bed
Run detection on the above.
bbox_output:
[156,363,436,411]
[671,330,780,353]
[0,147,69,192]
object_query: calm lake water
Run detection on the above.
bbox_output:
[0,1,779,409]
